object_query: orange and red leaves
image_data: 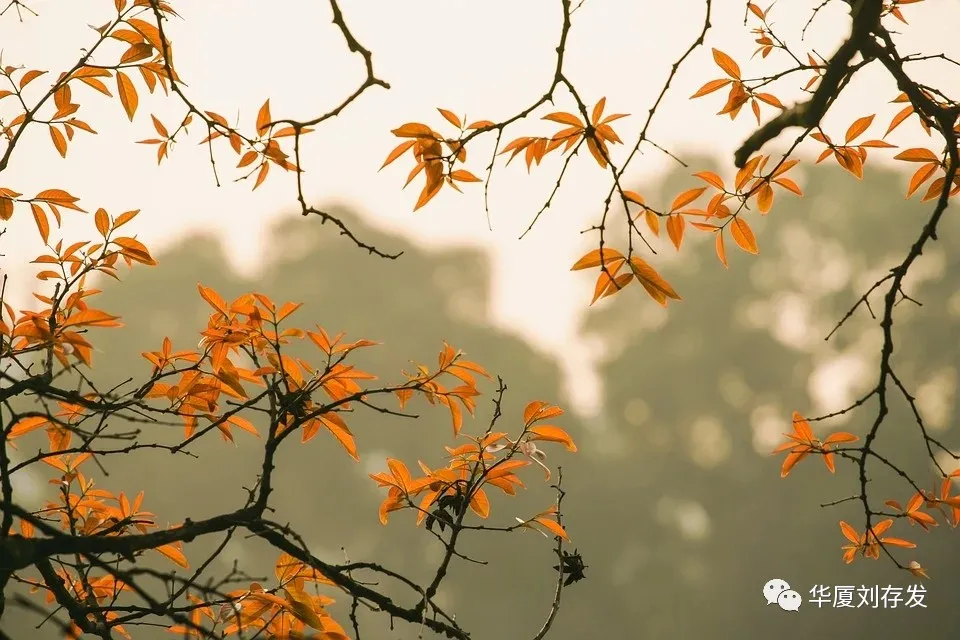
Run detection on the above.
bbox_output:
[571,247,678,306]
[383,115,484,210]
[839,519,916,564]
[629,256,681,306]
[893,148,953,201]
[691,49,787,124]
[500,98,626,172]
[886,493,939,530]
[773,412,859,477]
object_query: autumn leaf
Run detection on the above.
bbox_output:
[628,257,681,306]
[570,247,625,271]
[730,217,758,254]
[894,148,939,163]
[690,78,732,99]
[256,99,272,135]
[116,71,138,121]
[49,126,67,158]
[670,187,706,212]
[534,516,569,540]
[437,108,462,128]
[712,49,741,79]
[845,114,875,143]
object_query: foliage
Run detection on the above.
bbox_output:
[0,0,958,637]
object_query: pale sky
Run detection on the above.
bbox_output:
[1,0,957,414]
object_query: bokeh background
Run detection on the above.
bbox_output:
[2,0,960,638]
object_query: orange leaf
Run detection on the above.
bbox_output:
[570,247,625,270]
[666,214,684,250]
[591,97,607,124]
[116,71,138,121]
[894,148,939,163]
[543,112,583,127]
[715,231,728,268]
[414,170,444,211]
[844,114,875,143]
[256,99,272,135]
[730,217,758,254]
[156,543,189,568]
[693,171,725,190]
[381,140,416,169]
[586,136,607,168]
[30,203,50,244]
[450,169,481,182]
[437,108,462,128]
[886,105,914,136]
[469,488,490,518]
[392,122,435,139]
[6,416,50,439]
[197,283,229,316]
[670,187,706,212]
[533,516,569,540]
[49,126,67,158]
[690,78,731,99]
[523,401,565,427]
[906,163,938,197]
[755,183,774,213]
[19,69,47,89]
[253,163,269,190]
[712,49,741,79]
[94,208,110,237]
[628,257,681,306]
[528,425,577,452]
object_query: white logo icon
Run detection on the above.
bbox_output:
[777,589,802,611]
[763,578,791,605]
